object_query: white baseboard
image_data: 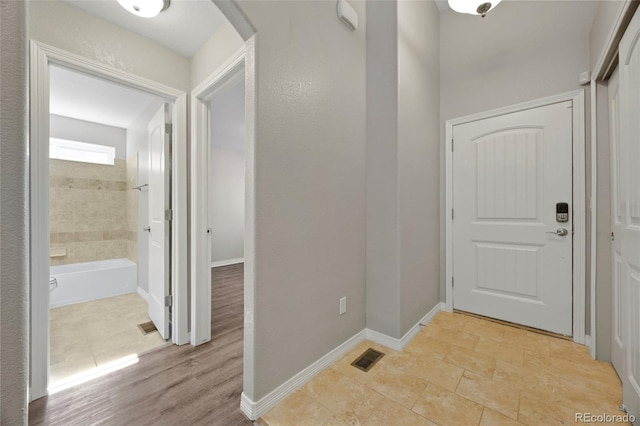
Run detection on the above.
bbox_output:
[366,302,444,351]
[240,329,367,420]
[211,258,244,268]
[240,302,444,421]
[585,334,594,359]
[365,328,403,351]
[400,302,444,348]
[136,286,149,302]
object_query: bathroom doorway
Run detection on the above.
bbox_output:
[47,64,171,390]
[30,41,189,400]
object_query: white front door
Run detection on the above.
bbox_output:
[148,103,171,339]
[618,7,640,418]
[452,101,573,335]
[609,67,625,382]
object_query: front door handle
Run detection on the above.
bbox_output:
[546,228,569,236]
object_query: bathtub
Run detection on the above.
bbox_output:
[50,258,137,308]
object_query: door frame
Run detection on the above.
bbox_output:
[444,90,587,346]
[190,40,256,353]
[190,44,245,346]
[588,0,638,362]
[29,40,189,401]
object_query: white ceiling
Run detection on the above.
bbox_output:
[50,64,163,129]
[64,0,226,58]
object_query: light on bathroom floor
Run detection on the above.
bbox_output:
[48,354,139,395]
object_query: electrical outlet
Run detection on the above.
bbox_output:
[339,297,347,315]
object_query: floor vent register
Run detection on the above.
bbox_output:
[137,321,157,335]
[351,348,385,372]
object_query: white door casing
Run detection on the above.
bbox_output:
[452,101,574,336]
[148,103,172,340]
[619,7,640,417]
[609,68,625,381]
[29,41,188,401]
[190,46,246,346]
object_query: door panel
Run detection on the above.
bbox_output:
[619,6,640,417]
[148,103,171,340]
[453,101,573,335]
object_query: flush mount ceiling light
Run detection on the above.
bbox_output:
[117,0,170,18]
[448,0,501,17]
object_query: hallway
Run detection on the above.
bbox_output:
[29,264,249,425]
[261,312,624,425]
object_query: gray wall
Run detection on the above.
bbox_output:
[209,80,245,264]
[209,147,245,263]
[27,1,191,92]
[366,0,400,338]
[191,19,244,88]
[236,0,368,399]
[397,0,441,334]
[590,1,627,73]
[0,0,29,423]
[440,2,596,121]
[439,2,597,330]
[366,0,441,339]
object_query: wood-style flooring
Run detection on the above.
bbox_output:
[29,263,250,426]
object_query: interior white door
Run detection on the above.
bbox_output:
[609,68,625,382]
[452,101,573,335]
[148,103,171,340]
[618,7,640,418]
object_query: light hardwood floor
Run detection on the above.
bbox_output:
[29,263,250,426]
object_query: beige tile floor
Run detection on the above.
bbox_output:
[50,293,166,386]
[262,311,625,426]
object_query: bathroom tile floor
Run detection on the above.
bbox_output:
[261,311,626,426]
[49,293,166,387]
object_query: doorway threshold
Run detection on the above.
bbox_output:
[453,309,573,341]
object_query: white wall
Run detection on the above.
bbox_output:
[50,115,127,159]
[0,0,29,422]
[209,81,245,264]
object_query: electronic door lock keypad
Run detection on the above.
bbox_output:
[556,202,569,223]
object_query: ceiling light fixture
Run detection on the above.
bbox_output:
[117,0,170,18]
[448,0,501,17]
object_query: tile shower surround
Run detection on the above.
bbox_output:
[50,158,137,266]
